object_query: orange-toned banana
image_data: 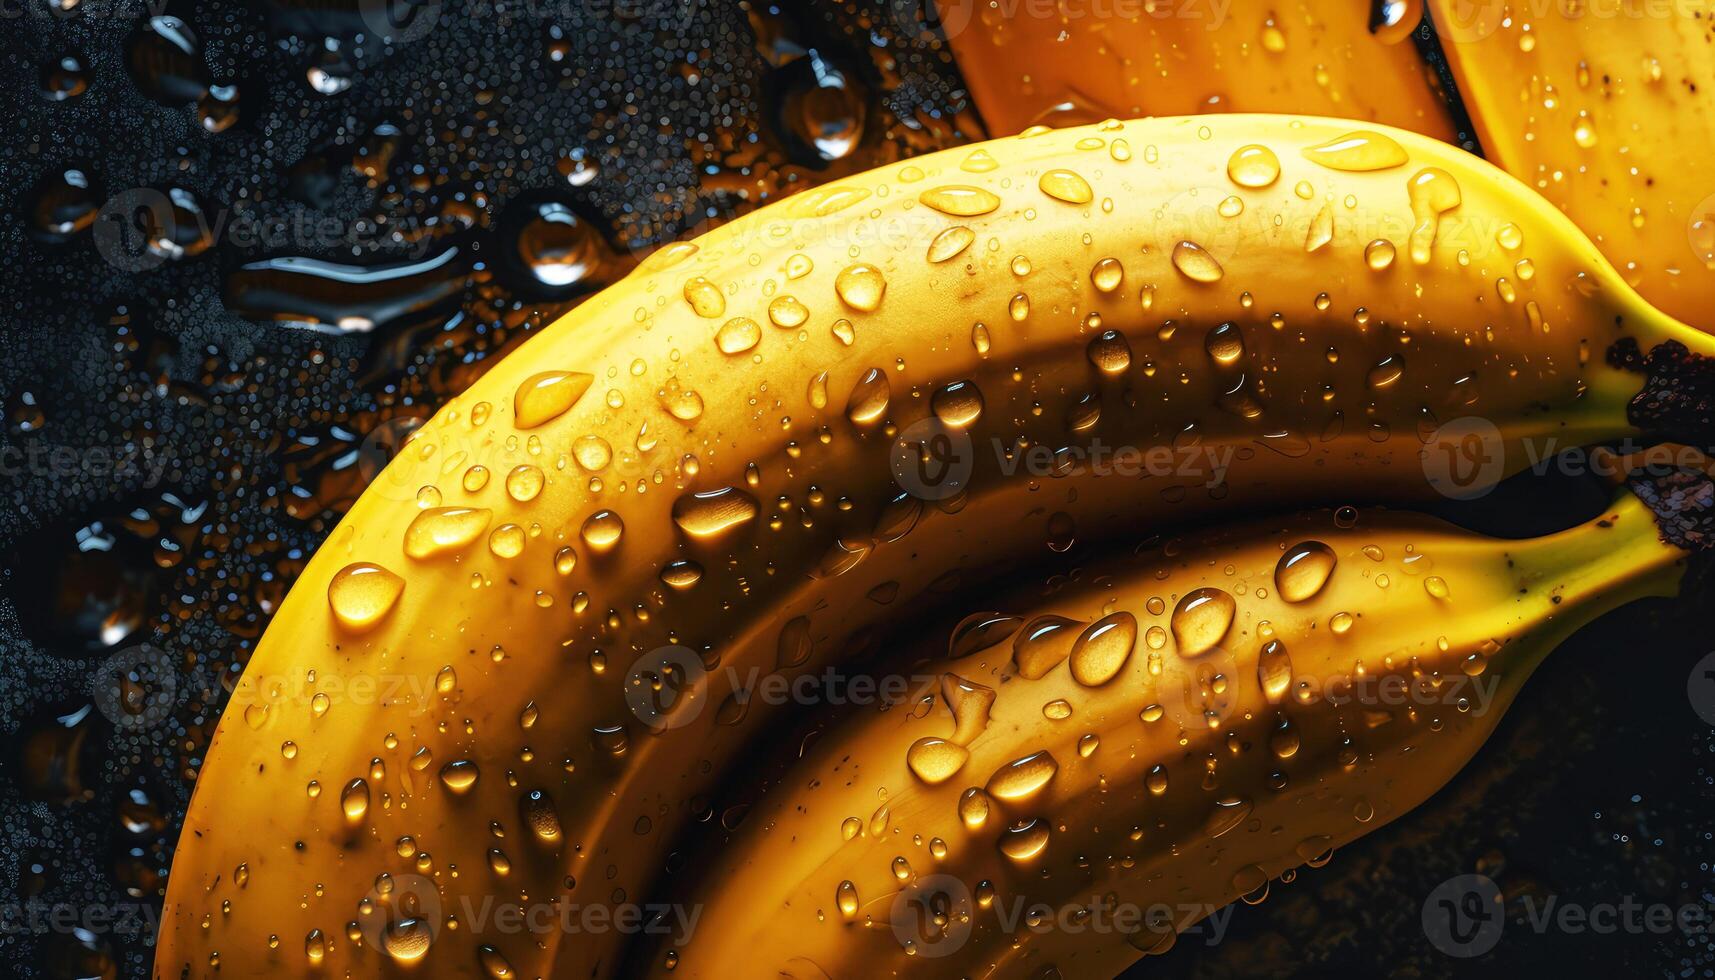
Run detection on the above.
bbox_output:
[934,0,1459,139]
[633,491,1695,977]
[1425,0,1715,325]
[156,115,1713,978]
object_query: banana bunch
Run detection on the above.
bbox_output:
[156,114,1715,978]
[627,493,1690,977]
[938,0,1715,325]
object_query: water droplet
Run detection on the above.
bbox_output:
[1171,588,1234,657]
[440,759,479,795]
[1406,167,1461,263]
[998,818,1051,862]
[907,737,970,785]
[1302,130,1409,171]
[1275,541,1336,602]
[958,787,991,830]
[928,226,976,263]
[1146,763,1168,796]
[837,880,860,919]
[1171,240,1223,283]
[919,185,1001,216]
[1242,634,1293,704]
[1205,321,1245,366]
[1305,202,1334,252]
[505,465,545,502]
[1226,144,1281,187]
[404,507,493,560]
[513,371,593,429]
[931,381,984,428]
[1090,257,1124,293]
[340,778,370,824]
[683,276,726,318]
[382,918,433,963]
[986,751,1058,801]
[327,562,405,632]
[1069,612,1137,687]
[715,316,761,355]
[1424,575,1450,599]
[671,486,760,538]
[1367,355,1404,389]
[1038,168,1094,204]
[1364,238,1396,270]
[580,510,625,552]
[1202,797,1253,838]
[520,789,563,843]
[835,263,886,312]
[845,368,890,425]
[1012,615,1082,679]
[1085,328,1134,374]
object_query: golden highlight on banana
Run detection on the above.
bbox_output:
[632,494,1689,978]
[156,115,1714,978]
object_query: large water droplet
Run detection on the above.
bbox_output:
[1170,588,1234,657]
[1275,541,1336,602]
[513,371,593,429]
[1068,612,1137,687]
[327,562,404,632]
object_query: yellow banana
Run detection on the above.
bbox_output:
[632,492,1694,978]
[156,114,1714,978]
[1426,1,1715,325]
[937,0,1461,140]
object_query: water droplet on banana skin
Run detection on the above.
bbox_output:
[928,226,976,263]
[327,562,405,632]
[1068,612,1137,686]
[919,185,1001,216]
[1367,355,1405,390]
[1012,615,1083,678]
[907,737,970,784]
[1406,167,1461,263]
[845,368,890,426]
[1087,330,1132,374]
[1171,588,1235,657]
[513,371,593,429]
[383,918,433,963]
[986,751,1058,801]
[1226,144,1281,187]
[1204,321,1245,367]
[1302,130,1409,171]
[520,789,563,844]
[715,316,761,355]
[1038,168,1094,204]
[1171,240,1224,283]
[1090,257,1124,293]
[478,945,516,979]
[950,612,1023,658]
[580,510,624,553]
[438,759,479,795]
[998,818,1051,862]
[683,276,726,318]
[958,787,991,830]
[1258,639,1293,703]
[340,778,370,824]
[671,486,760,539]
[1275,541,1336,602]
[931,381,984,428]
[835,263,886,312]
[942,673,995,743]
[404,507,493,560]
[1145,763,1168,796]
[837,880,860,919]
[1202,796,1254,838]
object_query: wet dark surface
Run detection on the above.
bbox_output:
[0,2,1709,977]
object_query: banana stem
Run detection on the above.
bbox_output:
[1507,493,1687,617]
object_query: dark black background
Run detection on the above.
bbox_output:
[0,2,1710,977]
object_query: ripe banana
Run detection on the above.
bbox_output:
[631,492,1695,978]
[1426,0,1715,327]
[157,114,1714,979]
[939,0,1460,139]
